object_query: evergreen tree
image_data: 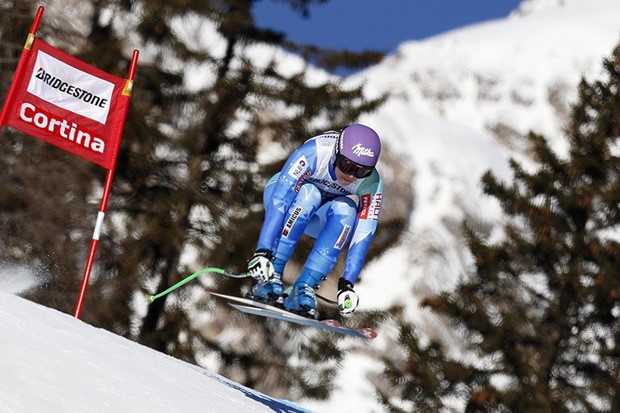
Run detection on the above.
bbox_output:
[378,44,620,412]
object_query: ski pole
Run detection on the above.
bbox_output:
[148,267,248,302]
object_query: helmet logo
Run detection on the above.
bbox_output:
[351,143,375,158]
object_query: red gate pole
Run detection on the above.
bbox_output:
[73,50,139,319]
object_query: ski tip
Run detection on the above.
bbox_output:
[147,295,155,303]
[358,327,378,340]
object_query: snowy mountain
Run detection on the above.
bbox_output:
[351,0,620,309]
[356,0,620,311]
[3,1,620,412]
[360,0,620,158]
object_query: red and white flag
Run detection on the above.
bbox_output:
[2,39,132,169]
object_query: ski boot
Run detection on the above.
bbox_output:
[248,272,284,306]
[284,283,318,319]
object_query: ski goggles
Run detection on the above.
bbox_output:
[335,154,374,178]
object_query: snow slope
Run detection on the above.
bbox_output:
[0,290,309,413]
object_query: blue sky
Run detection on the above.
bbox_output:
[254,0,523,54]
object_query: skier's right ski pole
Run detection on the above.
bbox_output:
[148,267,248,302]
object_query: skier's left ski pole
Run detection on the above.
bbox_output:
[148,267,248,302]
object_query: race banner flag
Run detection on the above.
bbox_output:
[0,6,139,319]
[0,36,132,169]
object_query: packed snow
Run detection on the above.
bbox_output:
[0,290,310,413]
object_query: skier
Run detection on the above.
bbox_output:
[246,124,383,319]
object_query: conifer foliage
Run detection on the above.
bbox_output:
[379,44,620,412]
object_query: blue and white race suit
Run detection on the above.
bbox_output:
[256,130,383,287]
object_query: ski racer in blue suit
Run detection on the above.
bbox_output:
[247,124,384,319]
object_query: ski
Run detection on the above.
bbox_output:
[205,290,377,340]
[228,303,377,340]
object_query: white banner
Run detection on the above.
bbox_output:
[27,50,114,124]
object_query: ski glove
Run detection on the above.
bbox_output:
[247,249,275,283]
[337,277,359,316]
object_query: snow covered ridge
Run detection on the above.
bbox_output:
[358,0,620,158]
[512,0,569,16]
[0,291,310,413]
